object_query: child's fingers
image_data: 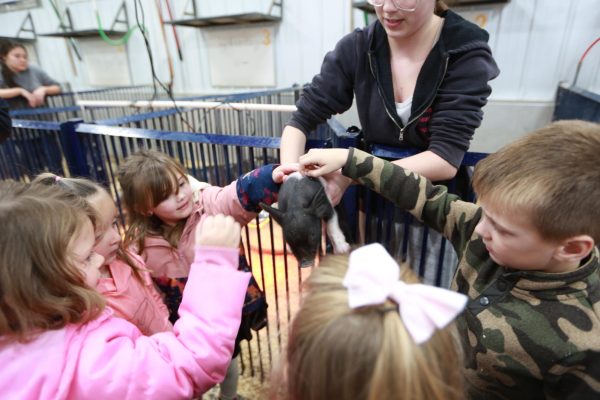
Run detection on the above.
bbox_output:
[272,163,299,183]
[298,150,321,167]
[278,163,299,174]
[301,165,330,177]
[299,149,348,177]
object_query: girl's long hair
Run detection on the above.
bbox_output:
[274,255,465,400]
[0,40,26,88]
[118,149,189,253]
[0,181,105,343]
[33,173,145,282]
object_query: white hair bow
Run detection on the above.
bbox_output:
[343,243,468,344]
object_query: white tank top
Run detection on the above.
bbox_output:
[395,97,413,125]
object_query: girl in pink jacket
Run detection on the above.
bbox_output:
[33,173,171,336]
[118,149,294,400]
[0,180,250,399]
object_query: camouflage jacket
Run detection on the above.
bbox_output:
[343,148,600,400]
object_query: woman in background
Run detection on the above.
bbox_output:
[0,40,61,108]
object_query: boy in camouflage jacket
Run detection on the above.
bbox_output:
[298,120,600,400]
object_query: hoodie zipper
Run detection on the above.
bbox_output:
[369,52,450,142]
[368,52,402,134]
[399,56,450,141]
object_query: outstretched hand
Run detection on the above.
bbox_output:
[321,170,352,206]
[272,163,299,183]
[196,214,241,249]
[299,149,352,206]
[299,149,350,177]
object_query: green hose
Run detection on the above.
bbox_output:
[96,13,143,46]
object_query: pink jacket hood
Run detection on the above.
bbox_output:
[96,252,171,335]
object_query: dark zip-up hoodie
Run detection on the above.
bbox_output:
[288,10,500,168]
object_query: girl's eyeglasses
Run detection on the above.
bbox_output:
[366,0,421,12]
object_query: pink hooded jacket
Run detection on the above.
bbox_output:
[96,252,172,336]
[141,181,257,279]
[0,246,250,399]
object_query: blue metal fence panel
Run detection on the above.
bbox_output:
[11,87,303,135]
[364,144,488,288]
[0,119,66,180]
[97,87,302,140]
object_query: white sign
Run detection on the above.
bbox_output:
[78,38,132,87]
[204,25,275,87]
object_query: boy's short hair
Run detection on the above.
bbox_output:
[472,120,600,243]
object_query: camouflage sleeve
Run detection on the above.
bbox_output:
[544,350,600,400]
[342,148,481,254]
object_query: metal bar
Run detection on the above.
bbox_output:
[78,99,298,113]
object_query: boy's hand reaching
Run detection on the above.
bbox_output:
[321,170,352,206]
[272,163,299,183]
[196,214,241,249]
[299,149,350,177]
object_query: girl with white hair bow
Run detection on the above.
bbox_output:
[272,243,467,400]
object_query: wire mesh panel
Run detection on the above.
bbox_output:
[9,87,301,136]
[359,145,488,288]
[9,106,84,122]
[95,87,301,140]
[9,104,159,124]
[0,119,66,180]
[12,85,183,122]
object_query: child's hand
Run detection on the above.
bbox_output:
[299,149,350,177]
[272,163,299,183]
[322,170,353,206]
[196,214,241,249]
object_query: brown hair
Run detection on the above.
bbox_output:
[275,255,464,400]
[32,173,145,281]
[0,181,105,343]
[0,40,26,88]
[118,149,188,252]
[435,0,449,15]
[472,120,600,243]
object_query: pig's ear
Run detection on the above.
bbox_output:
[308,187,334,219]
[260,202,285,225]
